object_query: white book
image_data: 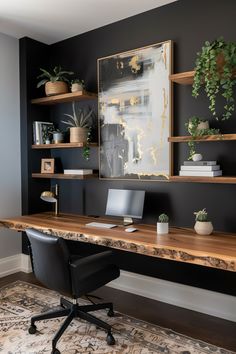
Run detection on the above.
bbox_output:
[180,165,220,171]
[64,169,93,175]
[183,161,217,166]
[179,170,222,177]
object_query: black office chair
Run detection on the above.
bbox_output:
[26,228,120,354]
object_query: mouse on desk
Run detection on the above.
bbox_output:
[125,227,137,233]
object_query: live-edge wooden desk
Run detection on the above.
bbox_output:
[1,212,236,272]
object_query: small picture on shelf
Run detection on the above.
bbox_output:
[33,121,55,145]
[41,158,55,174]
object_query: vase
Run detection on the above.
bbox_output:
[53,132,63,144]
[157,222,169,235]
[194,221,213,235]
[70,127,88,143]
[45,81,69,96]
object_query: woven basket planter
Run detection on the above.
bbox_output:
[70,127,88,143]
[45,81,69,96]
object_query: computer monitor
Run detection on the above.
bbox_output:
[105,189,145,225]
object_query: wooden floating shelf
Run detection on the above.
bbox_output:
[168,134,236,143]
[169,71,195,85]
[31,91,97,105]
[32,142,98,149]
[169,176,236,184]
[32,173,98,180]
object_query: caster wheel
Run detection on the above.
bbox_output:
[107,309,114,317]
[51,348,60,354]
[28,324,37,334]
[106,332,115,345]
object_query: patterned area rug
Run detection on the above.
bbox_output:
[0,281,233,354]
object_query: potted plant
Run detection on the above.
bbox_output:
[192,37,236,120]
[185,116,220,160]
[37,66,74,96]
[61,102,93,144]
[157,214,169,235]
[51,130,64,144]
[71,79,85,93]
[194,208,213,235]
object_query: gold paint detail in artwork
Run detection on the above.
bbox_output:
[130,96,139,106]
[162,43,167,70]
[129,55,141,73]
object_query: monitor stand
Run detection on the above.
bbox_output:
[123,217,133,226]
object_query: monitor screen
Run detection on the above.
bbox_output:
[105,189,145,219]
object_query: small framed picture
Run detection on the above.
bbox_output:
[41,158,55,174]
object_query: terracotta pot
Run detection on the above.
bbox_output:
[45,81,68,96]
[157,223,169,235]
[71,83,83,92]
[194,221,213,235]
[70,127,88,143]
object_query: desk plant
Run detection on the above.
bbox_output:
[192,37,236,120]
[186,116,220,160]
[157,213,169,235]
[194,208,213,235]
[37,66,74,96]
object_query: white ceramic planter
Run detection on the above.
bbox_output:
[194,221,213,235]
[157,222,169,235]
[71,83,83,92]
[53,132,63,144]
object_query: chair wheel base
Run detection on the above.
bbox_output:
[28,324,37,334]
[106,332,115,345]
[51,349,60,354]
[107,309,114,317]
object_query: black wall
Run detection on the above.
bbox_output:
[20,0,236,295]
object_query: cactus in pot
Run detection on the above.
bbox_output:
[194,208,213,235]
[157,213,169,235]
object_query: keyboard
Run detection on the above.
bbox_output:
[86,222,117,229]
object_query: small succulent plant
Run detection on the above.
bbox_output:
[158,214,169,223]
[194,208,208,222]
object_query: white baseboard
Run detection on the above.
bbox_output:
[1,254,235,322]
[108,270,236,322]
[0,254,32,277]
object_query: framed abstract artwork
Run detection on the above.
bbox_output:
[98,40,172,180]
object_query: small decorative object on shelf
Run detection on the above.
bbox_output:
[192,37,236,120]
[52,130,64,144]
[192,153,203,162]
[41,158,55,174]
[62,102,94,148]
[37,66,74,96]
[194,208,213,235]
[185,116,220,160]
[157,214,169,235]
[71,79,85,92]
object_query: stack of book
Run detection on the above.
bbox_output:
[179,161,222,177]
[64,169,93,175]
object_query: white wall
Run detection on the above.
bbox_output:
[0,32,21,258]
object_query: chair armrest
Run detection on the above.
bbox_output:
[70,250,114,272]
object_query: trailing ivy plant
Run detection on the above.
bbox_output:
[192,37,236,120]
[185,116,220,160]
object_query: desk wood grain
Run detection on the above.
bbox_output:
[1,213,236,272]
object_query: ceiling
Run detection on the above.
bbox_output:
[0,0,177,44]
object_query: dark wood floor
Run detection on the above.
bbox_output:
[1,272,236,352]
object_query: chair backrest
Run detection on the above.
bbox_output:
[26,228,72,296]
